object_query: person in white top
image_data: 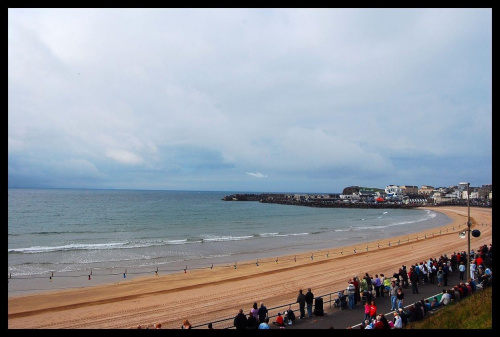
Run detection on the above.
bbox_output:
[439,289,452,306]
[470,261,477,280]
[393,311,403,328]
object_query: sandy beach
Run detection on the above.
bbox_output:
[8,206,492,329]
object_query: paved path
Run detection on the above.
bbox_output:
[269,270,464,329]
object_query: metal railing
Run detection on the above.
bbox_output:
[191,289,343,329]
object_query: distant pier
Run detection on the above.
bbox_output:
[222,193,422,209]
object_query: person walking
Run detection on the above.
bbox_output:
[305,288,314,318]
[296,289,306,319]
[257,302,268,323]
[347,280,356,310]
[389,280,399,311]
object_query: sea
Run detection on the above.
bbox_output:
[8,188,452,296]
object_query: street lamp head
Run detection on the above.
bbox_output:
[459,182,470,186]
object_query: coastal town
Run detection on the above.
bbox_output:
[223,184,492,208]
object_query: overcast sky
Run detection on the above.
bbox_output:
[8,8,492,193]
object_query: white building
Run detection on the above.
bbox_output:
[385,185,404,200]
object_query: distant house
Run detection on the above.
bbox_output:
[418,186,434,196]
[400,185,418,195]
[358,190,376,199]
[385,185,403,200]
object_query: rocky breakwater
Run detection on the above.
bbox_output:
[222,194,420,209]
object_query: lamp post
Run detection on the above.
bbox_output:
[460,182,471,280]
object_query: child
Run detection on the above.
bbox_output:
[364,301,371,322]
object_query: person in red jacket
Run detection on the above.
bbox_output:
[369,301,377,320]
[273,312,285,326]
[374,315,384,329]
[476,255,484,269]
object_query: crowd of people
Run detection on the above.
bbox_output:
[233,295,302,329]
[356,243,492,329]
[230,243,491,329]
[136,243,491,329]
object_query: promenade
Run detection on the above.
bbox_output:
[268,269,464,329]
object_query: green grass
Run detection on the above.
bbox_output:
[406,287,492,329]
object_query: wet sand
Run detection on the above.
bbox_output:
[7,206,492,329]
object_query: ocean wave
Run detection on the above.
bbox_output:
[334,211,437,232]
[259,232,279,237]
[7,239,206,254]
[259,232,309,238]
[202,235,254,242]
[9,231,317,255]
[8,242,129,254]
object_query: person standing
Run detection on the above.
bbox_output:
[247,311,258,329]
[360,276,368,294]
[364,273,373,293]
[389,280,399,311]
[364,301,371,322]
[379,274,386,297]
[459,261,466,280]
[257,302,268,323]
[233,309,247,329]
[296,289,306,319]
[369,301,377,321]
[250,302,259,321]
[409,267,419,294]
[305,288,314,318]
[353,276,361,304]
[347,280,356,309]
[400,266,409,288]
[429,262,436,284]
[373,274,382,298]
[396,288,405,309]
[451,253,458,272]
[436,267,444,287]
[470,261,477,280]
[443,262,449,286]
[421,263,429,284]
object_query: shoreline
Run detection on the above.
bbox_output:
[7,206,449,297]
[8,206,492,329]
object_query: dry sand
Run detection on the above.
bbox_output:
[8,206,492,329]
